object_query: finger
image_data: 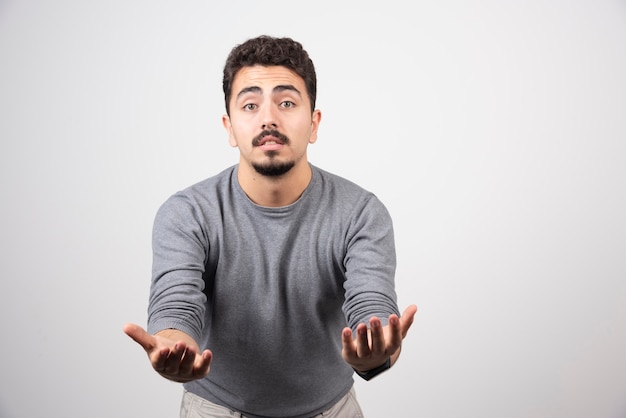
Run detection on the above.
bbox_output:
[193,350,213,379]
[152,346,171,372]
[341,328,356,361]
[355,323,370,358]
[400,304,418,338]
[386,314,403,349]
[123,323,156,352]
[178,345,197,376]
[369,317,385,356]
[163,342,187,374]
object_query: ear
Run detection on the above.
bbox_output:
[308,109,322,144]
[222,114,238,147]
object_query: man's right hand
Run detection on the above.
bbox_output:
[123,323,212,383]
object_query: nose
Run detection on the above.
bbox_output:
[261,104,278,130]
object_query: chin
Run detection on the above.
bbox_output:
[252,160,295,177]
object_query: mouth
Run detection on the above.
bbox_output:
[257,136,284,147]
[253,130,290,148]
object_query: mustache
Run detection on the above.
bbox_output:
[252,129,290,146]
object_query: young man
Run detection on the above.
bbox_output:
[124,35,417,418]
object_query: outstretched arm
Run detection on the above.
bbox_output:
[123,323,212,383]
[341,304,417,376]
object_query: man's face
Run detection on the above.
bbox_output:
[222,65,321,177]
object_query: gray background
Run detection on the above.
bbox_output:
[1,1,625,417]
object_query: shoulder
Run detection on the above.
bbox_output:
[184,165,236,197]
[169,166,235,201]
[312,165,369,196]
[309,165,390,216]
[311,165,382,203]
[155,165,237,220]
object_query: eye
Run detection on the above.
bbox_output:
[280,101,295,109]
[243,103,257,111]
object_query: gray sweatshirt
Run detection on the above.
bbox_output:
[147,164,399,418]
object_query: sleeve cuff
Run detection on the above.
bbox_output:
[353,357,391,381]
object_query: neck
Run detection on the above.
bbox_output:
[237,162,312,207]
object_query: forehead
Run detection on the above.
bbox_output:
[232,65,306,95]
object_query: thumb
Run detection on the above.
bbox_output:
[123,323,156,352]
[399,305,418,338]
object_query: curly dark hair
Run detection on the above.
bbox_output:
[222,35,317,115]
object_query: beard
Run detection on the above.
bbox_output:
[251,129,295,177]
[252,158,295,177]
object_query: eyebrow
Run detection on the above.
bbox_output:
[236,84,302,100]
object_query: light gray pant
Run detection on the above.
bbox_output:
[180,387,364,418]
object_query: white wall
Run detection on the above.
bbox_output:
[1,1,625,417]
